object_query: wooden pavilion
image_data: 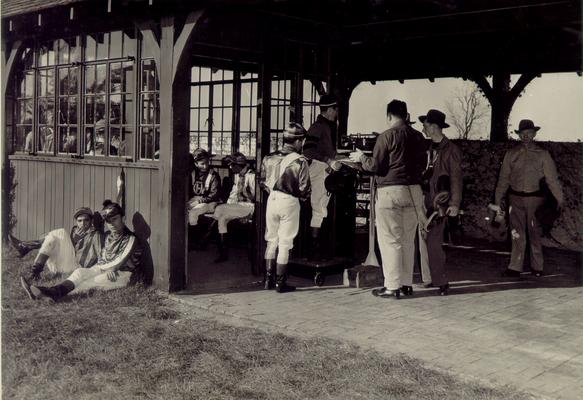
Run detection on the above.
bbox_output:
[1,0,581,291]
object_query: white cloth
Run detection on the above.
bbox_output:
[265,191,300,264]
[375,185,423,290]
[68,265,132,294]
[308,159,331,228]
[39,228,79,274]
[213,203,254,234]
[187,201,217,226]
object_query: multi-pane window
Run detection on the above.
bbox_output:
[12,30,140,160]
[302,79,321,128]
[14,47,34,152]
[239,72,258,158]
[270,78,292,152]
[139,58,160,160]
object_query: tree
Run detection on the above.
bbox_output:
[446,83,490,140]
[470,72,538,142]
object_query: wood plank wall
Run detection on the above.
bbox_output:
[11,159,157,240]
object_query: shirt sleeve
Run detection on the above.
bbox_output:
[361,133,389,175]
[259,158,270,193]
[495,151,511,205]
[298,159,312,201]
[448,145,464,208]
[542,150,564,204]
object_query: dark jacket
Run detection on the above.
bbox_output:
[426,136,463,209]
[189,168,221,203]
[360,122,427,187]
[260,146,311,201]
[303,114,337,163]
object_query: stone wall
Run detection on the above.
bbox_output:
[455,139,583,251]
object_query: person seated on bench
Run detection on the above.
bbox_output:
[261,122,311,293]
[21,200,142,302]
[187,148,221,249]
[10,207,103,283]
[212,152,256,263]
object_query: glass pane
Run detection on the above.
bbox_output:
[17,126,31,152]
[199,136,208,153]
[39,43,49,67]
[60,126,77,153]
[85,127,95,155]
[212,108,222,131]
[96,33,108,60]
[38,126,55,152]
[46,69,55,96]
[122,62,133,93]
[70,37,81,62]
[110,62,122,93]
[154,127,160,159]
[110,94,122,125]
[199,86,210,107]
[59,68,68,95]
[240,107,251,131]
[57,39,69,64]
[223,84,233,105]
[141,94,154,124]
[69,67,79,94]
[38,98,55,124]
[191,66,200,82]
[120,127,133,157]
[190,86,199,107]
[59,98,68,124]
[199,108,209,129]
[85,97,95,124]
[241,82,253,107]
[23,100,33,124]
[85,34,96,62]
[85,65,96,94]
[154,94,160,124]
[96,64,106,93]
[223,107,232,131]
[22,47,34,70]
[110,127,121,156]
[69,97,78,124]
[95,96,106,128]
[123,29,136,58]
[213,86,223,107]
[250,106,257,131]
[95,124,105,156]
[211,68,222,81]
[200,67,211,82]
[224,70,233,80]
[142,60,155,91]
[25,71,34,98]
[109,31,122,59]
[140,127,155,159]
[190,109,199,130]
[48,41,56,65]
[123,95,133,125]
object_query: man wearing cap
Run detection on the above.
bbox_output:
[418,109,463,296]
[349,99,428,299]
[493,119,563,278]
[302,94,343,260]
[21,200,142,302]
[212,152,256,263]
[187,148,221,247]
[260,122,311,293]
[10,207,103,284]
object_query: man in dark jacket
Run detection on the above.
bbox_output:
[350,99,427,299]
[260,122,311,293]
[418,109,463,296]
[302,94,342,260]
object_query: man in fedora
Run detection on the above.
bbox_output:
[349,100,427,299]
[492,119,563,277]
[212,152,256,263]
[10,207,103,285]
[302,94,343,260]
[260,122,311,293]
[418,109,463,296]
[187,148,221,248]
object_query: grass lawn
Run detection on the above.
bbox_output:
[1,246,530,400]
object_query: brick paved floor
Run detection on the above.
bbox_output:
[173,244,583,400]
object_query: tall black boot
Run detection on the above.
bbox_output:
[188,224,199,251]
[20,260,45,284]
[308,227,321,261]
[264,259,275,290]
[38,280,76,302]
[9,235,42,258]
[214,233,229,263]
[275,263,296,293]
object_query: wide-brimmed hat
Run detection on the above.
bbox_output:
[192,148,212,162]
[319,94,337,108]
[514,119,540,133]
[223,152,248,167]
[284,122,307,139]
[73,207,93,219]
[419,109,450,129]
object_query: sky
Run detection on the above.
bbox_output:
[348,72,583,142]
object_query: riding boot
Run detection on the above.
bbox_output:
[188,224,199,251]
[214,233,229,263]
[308,227,321,261]
[9,235,42,258]
[20,259,46,283]
[264,259,275,290]
[275,263,296,293]
[39,280,76,301]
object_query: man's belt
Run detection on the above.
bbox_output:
[509,188,543,197]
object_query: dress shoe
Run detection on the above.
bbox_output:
[400,285,413,296]
[372,287,400,299]
[439,283,450,296]
[501,268,521,278]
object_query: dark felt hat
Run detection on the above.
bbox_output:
[419,109,450,129]
[192,148,212,162]
[319,94,337,108]
[73,207,93,219]
[514,119,540,133]
[102,200,124,219]
[224,152,248,167]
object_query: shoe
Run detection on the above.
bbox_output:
[9,235,33,258]
[275,274,296,293]
[400,285,413,296]
[264,259,275,290]
[501,268,521,278]
[214,233,229,263]
[533,270,545,278]
[439,283,450,296]
[372,287,400,299]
